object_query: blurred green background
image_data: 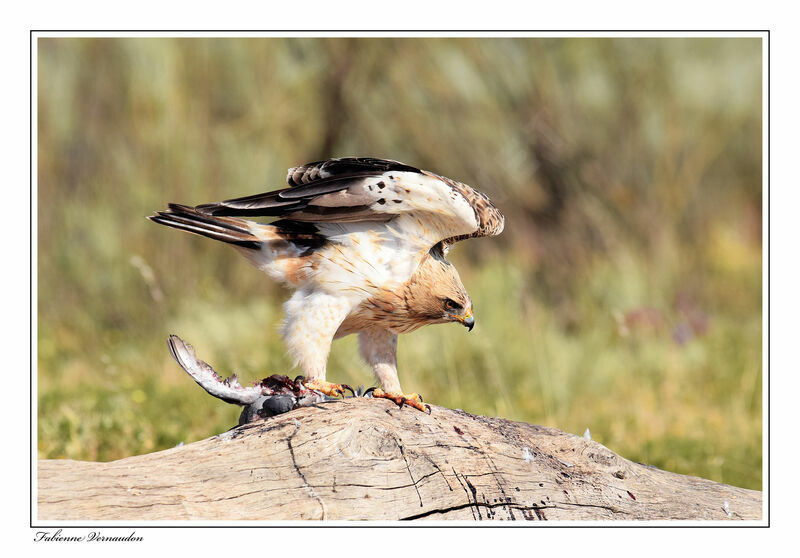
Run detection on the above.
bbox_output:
[37,37,763,490]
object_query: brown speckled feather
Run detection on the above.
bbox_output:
[422,171,505,243]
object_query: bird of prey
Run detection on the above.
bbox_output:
[149,157,504,412]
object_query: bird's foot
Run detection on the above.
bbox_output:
[366,388,431,413]
[302,378,354,399]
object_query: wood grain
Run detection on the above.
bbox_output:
[37,398,762,521]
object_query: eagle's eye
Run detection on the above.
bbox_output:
[443,298,462,312]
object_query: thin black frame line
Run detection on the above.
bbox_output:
[765,29,770,526]
[30,29,770,33]
[29,28,34,529]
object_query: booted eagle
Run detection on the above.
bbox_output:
[150,157,504,412]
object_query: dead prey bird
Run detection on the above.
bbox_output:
[167,335,329,424]
[150,158,504,412]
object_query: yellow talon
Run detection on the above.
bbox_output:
[370,388,431,413]
[304,379,353,398]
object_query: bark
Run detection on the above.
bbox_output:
[37,399,762,521]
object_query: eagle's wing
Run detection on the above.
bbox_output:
[196,157,504,249]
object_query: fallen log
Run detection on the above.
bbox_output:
[37,398,762,521]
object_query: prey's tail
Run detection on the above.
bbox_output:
[148,203,262,250]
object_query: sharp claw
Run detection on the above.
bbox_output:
[366,388,429,412]
[342,384,355,398]
[294,375,306,384]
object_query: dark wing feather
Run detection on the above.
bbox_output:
[195,188,307,217]
[277,176,373,200]
[196,158,420,218]
[192,157,503,248]
[286,158,420,186]
[148,203,262,249]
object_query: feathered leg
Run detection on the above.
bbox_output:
[282,290,354,398]
[358,327,429,413]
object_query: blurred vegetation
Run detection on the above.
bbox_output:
[37,37,762,490]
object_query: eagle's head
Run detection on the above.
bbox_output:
[404,247,474,331]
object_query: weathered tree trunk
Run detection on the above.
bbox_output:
[37,399,762,521]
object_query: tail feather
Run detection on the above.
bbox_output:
[149,203,327,286]
[148,204,262,250]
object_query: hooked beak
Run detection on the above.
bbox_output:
[460,310,475,332]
